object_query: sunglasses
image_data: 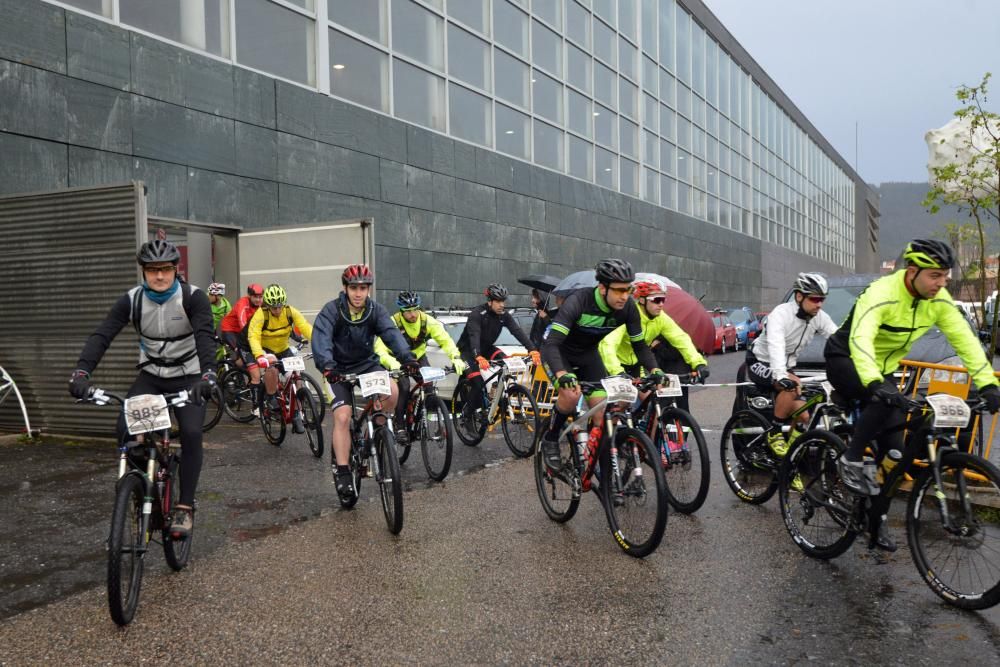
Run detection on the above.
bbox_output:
[647,296,667,304]
[607,285,635,295]
[806,296,826,304]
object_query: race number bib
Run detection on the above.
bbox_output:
[358,370,391,397]
[925,393,971,429]
[124,394,171,435]
[655,374,683,398]
[420,366,446,383]
[601,376,638,404]
[502,356,527,372]
[281,356,305,372]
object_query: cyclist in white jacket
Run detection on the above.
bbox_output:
[746,273,838,456]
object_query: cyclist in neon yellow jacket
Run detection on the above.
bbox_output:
[825,239,1000,550]
[375,291,467,441]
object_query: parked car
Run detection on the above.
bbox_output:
[709,312,738,354]
[727,306,761,349]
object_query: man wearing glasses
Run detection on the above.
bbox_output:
[539,259,664,470]
[68,240,217,538]
[746,272,838,457]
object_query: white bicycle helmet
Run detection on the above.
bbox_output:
[792,273,828,296]
[207,282,226,296]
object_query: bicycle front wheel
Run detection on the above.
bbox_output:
[533,426,580,523]
[720,409,778,504]
[260,401,286,446]
[778,430,858,560]
[107,474,146,626]
[658,407,710,514]
[375,427,404,534]
[421,395,453,481]
[501,384,540,458]
[221,368,256,423]
[299,372,328,424]
[601,427,668,558]
[298,390,324,459]
[162,455,193,571]
[452,375,488,446]
[908,451,1000,610]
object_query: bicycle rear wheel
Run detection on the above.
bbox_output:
[162,455,193,571]
[908,451,1000,610]
[778,430,858,560]
[298,390,324,459]
[221,368,256,423]
[601,427,668,558]
[501,384,540,458]
[452,375,488,446]
[107,474,146,626]
[658,407,710,514]
[421,395,453,481]
[202,385,223,431]
[375,428,404,534]
[720,409,778,504]
[533,426,580,523]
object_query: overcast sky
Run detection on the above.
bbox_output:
[702,0,999,185]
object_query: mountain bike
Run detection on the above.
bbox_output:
[80,387,196,626]
[452,355,540,457]
[395,365,454,482]
[633,373,710,514]
[258,352,324,458]
[218,341,326,425]
[779,393,1000,610]
[534,375,668,558]
[336,368,407,534]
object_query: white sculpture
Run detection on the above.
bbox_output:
[925,116,1000,198]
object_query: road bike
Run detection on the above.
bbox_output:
[452,355,541,457]
[395,365,454,481]
[534,375,668,558]
[258,352,324,458]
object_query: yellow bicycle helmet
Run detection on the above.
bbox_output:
[263,284,287,306]
[902,239,955,270]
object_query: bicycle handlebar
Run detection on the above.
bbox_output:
[79,387,196,409]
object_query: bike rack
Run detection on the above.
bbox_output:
[0,365,38,437]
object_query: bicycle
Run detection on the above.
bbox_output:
[534,375,669,558]
[451,355,541,457]
[258,351,324,459]
[336,368,407,534]
[633,373,710,514]
[80,386,196,626]
[719,375,841,504]
[395,365,454,482]
[778,393,1000,610]
[218,341,327,425]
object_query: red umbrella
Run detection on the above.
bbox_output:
[636,273,715,354]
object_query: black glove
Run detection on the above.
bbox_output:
[194,371,217,401]
[68,369,91,399]
[322,367,342,384]
[402,359,423,376]
[694,364,710,384]
[646,368,666,384]
[774,377,797,392]
[981,385,1000,414]
[555,372,578,390]
[868,380,909,409]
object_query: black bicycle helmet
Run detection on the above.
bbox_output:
[594,258,635,284]
[903,239,956,270]
[396,290,422,309]
[136,239,181,266]
[485,283,509,301]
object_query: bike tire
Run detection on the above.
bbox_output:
[907,450,1000,610]
[375,427,404,534]
[107,473,146,626]
[298,389,324,459]
[162,455,193,571]
[601,427,668,558]
[201,385,223,431]
[778,429,858,560]
[396,394,413,464]
[221,368,256,423]
[452,375,488,446]
[720,409,779,504]
[260,402,286,446]
[658,407,710,514]
[339,432,364,509]
[421,395,453,481]
[300,372,328,424]
[500,383,540,458]
[533,426,580,523]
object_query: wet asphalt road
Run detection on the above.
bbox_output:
[2,351,1000,664]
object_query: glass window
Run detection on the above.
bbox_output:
[534,119,565,171]
[619,37,637,81]
[676,149,690,181]
[675,3,689,85]
[660,104,674,141]
[691,95,705,128]
[619,78,638,119]
[496,103,530,158]
[532,20,563,76]
[659,0,674,72]
[690,20,704,96]
[596,146,617,188]
[660,139,675,176]
[393,0,444,70]
[676,83,690,118]
[641,0,657,57]
[618,0,636,41]
[567,89,593,138]
[620,118,638,158]
[495,48,529,107]
[660,68,675,108]
[567,43,592,93]
[495,0,529,57]
[329,29,388,112]
[61,0,111,17]
[718,50,730,116]
[393,59,446,131]
[534,0,563,30]
[661,174,676,208]
[594,104,617,148]
[677,182,690,214]
[594,62,616,109]
[644,167,658,204]
[450,84,491,146]
[621,158,638,195]
[642,56,658,95]
[423,0,443,9]
[644,130,658,168]
[677,115,691,151]
[643,93,658,133]
[569,135,593,180]
[593,19,616,66]
[235,0,314,84]
[566,0,591,48]
[532,70,563,124]
[329,0,387,44]
[448,24,490,90]
[594,0,615,27]
[706,38,718,107]
[448,0,489,35]
[122,0,231,56]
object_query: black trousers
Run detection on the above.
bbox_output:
[825,356,905,461]
[395,355,430,425]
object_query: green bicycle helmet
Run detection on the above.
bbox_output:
[263,284,287,306]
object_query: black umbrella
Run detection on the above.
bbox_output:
[518,274,562,293]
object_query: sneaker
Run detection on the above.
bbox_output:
[394,428,409,444]
[790,473,804,493]
[292,412,305,434]
[872,520,897,552]
[767,431,790,457]
[251,406,260,418]
[334,469,357,501]
[267,395,280,412]
[837,455,880,496]
[169,508,193,538]
[540,435,562,469]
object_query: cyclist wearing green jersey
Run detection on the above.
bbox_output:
[825,239,1000,550]
[374,291,467,441]
[207,282,231,362]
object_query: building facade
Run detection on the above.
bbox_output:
[0,0,878,309]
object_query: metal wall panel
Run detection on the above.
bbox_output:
[0,183,146,435]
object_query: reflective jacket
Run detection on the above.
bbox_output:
[599,306,706,376]
[248,305,313,358]
[374,311,460,368]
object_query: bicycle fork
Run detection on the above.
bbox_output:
[926,438,973,536]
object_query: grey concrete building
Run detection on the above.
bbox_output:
[0,0,878,310]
